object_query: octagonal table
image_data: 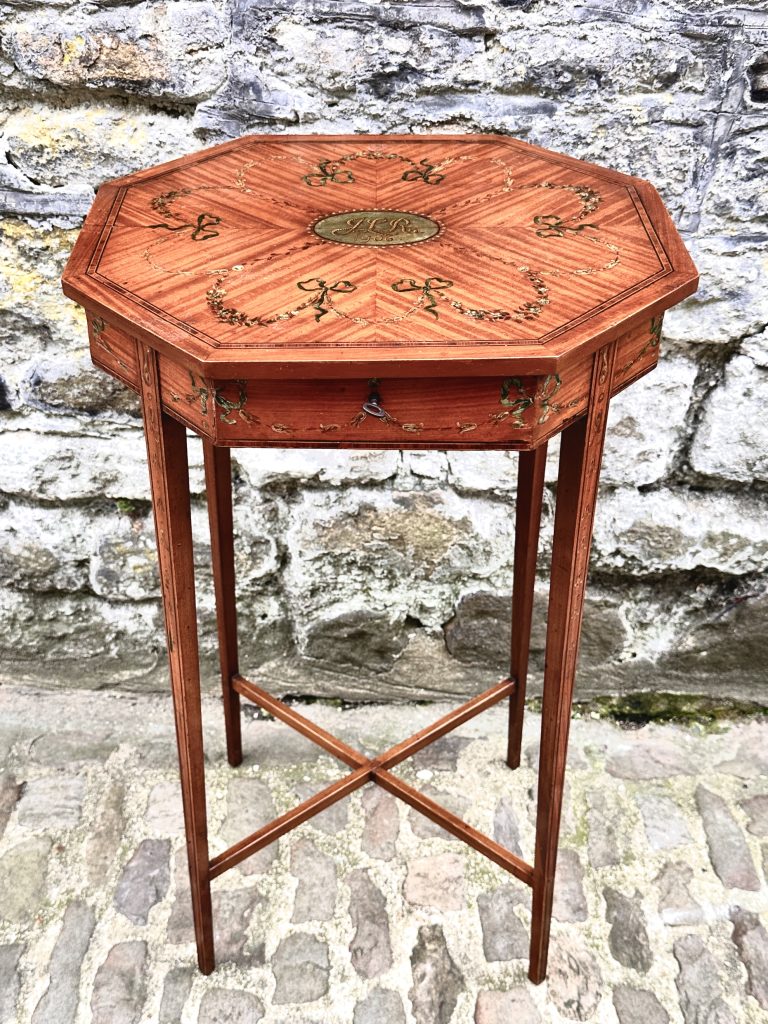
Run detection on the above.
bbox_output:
[62,133,697,983]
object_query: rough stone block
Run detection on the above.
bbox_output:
[592,489,768,577]
[443,591,510,670]
[695,784,760,891]
[409,924,464,1024]
[552,848,587,923]
[477,886,528,961]
[657,590,768,699]
[271,932,329,1004]
[86,782,125,888]
[158,967,193,1024]
[546,935,603,1022]
[447,587,627,680]
[354,988,406,1024]
[290,838,337,922]
[475,989,541,1024]
[740,794,768,837]
[0,588,163,689]
[283,488,514,631]
[636,792,692,850]
[0,944,23,1024]
[361,786,400,861]
[167,850,262,965]
[0,188,92,218]
[0,773,20,840]
[31,900,95,1024]
[601,355,697,487]
[674,933,736,1024]
[24,354,140,417]
[114,838,171,925]
[700,125,768,231]
[221,777,278,875]
[408,734,470,773]
[662,238,768,349]
[607,734,698,780]
[90,941,147,1024]
[586,789,622,868]
[715,728,768,779]
[347,868,392,978]
[198,988,264,1024]
[446,451,518,494]
[300,604,408,673]
[89,515,161,601]
[0,428,204,502]
[0,503,95,594]
[17,774,85,828]
[612,986,669,1024]
[404,852,465,911]
[730,907,768,1011]
[603,887,653,973]
[408,785,468,839]
[690,351,768,484]
[0,223,84,357]
[294,780,348,833]
[492,795,523,858]
[655,862,701,927]
[3,103,197,190]
[145,781,184,835]
[234,0,488,39]
[234,447,400,489]
[5,4,227,102]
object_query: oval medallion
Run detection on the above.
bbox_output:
[312,210,440,246]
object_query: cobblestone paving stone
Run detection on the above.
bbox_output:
[0,689,766,1023]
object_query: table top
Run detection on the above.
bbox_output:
[63,133,697,380]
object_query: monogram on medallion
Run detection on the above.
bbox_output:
[312,210,440,246]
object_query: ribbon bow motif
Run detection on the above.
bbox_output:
[533,214,597,239]
[297,278,356,321]
[302,160,356,187]
[149,211,221,241]
[401,159,445,185]
[391,276,453,318]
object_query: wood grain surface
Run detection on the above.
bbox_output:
[64,133,697,381]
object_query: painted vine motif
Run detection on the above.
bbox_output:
[302,151,447,187]
[204,273,551,328]
[616,315,663,378]
[496,373,582,427]
[170,370,592,439]
[139,150,626,335]
[90,316,130,372]
[182,371,253,424]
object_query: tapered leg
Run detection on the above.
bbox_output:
[507,443,548,769]
[529,343,616,984]
[139,345,215,975]
[203,442,242,767]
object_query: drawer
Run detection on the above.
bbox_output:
[88,315,661,450]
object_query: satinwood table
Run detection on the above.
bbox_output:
[62,133,697,984]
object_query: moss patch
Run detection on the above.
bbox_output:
[564,691,768,730]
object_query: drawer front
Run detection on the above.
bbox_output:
[87,314,661,449]
[196,376,536,448]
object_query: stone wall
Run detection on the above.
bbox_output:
[0,0,766,703]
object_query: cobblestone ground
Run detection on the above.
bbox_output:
[0,688,766,1024]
